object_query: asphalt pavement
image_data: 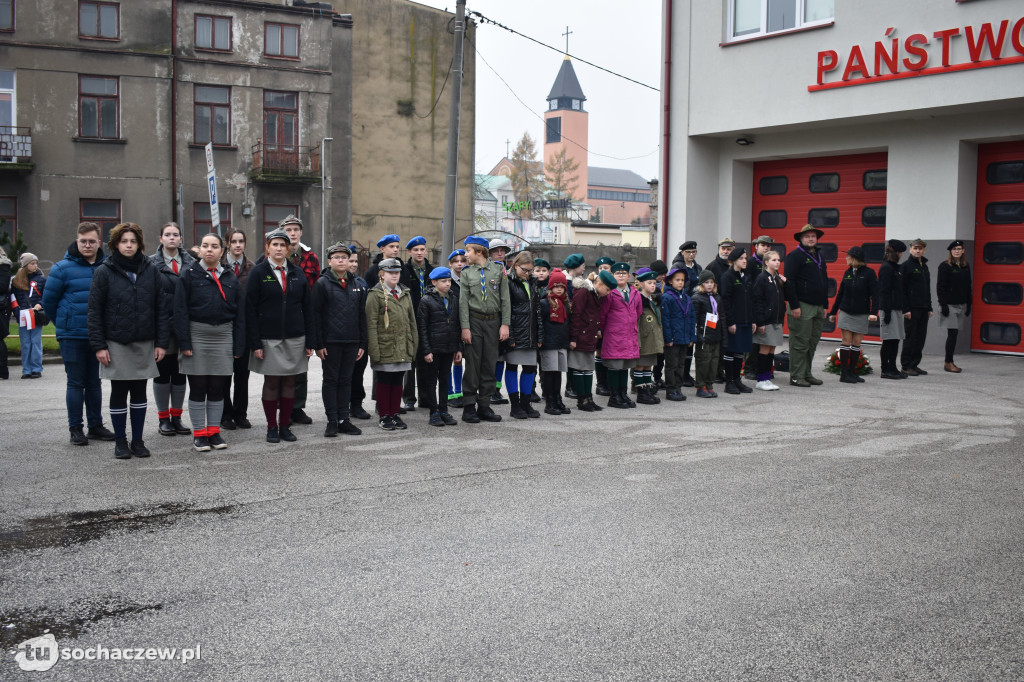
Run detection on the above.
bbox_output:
[1,347,1022,680]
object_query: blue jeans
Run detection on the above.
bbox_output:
[59,338,103,429]
[19,325,43,375]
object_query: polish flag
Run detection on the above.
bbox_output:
[20,309,37,330]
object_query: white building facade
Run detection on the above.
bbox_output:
[660,0,1024,355]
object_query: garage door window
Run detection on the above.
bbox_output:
[861,206,886,227]
[985,201,1024,224]
[861,243,885,263]
[983,242,1024,265]
[759,176,788,195]
[759,210,787,229]
[808,208,839,228]
[986,161,1024,185]
[980,323,1021,346]
[818,243,838,262]
[981,282,1023,306]
[809,173,839,193]
[863,170,887,191]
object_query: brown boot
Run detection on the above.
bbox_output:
[944,361,962,373]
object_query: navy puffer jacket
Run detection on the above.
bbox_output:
[42,242,106,340]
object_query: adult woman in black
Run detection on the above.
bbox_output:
[151,221,194,436]
[246,228,315,444]
[718,248,755,395]
[174,233,245,452]
[936,240,972,373]
[88,223,169,459]
[502,251,541,419]
[877,239,908,379]
[827,246,879,384]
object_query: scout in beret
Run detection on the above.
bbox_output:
[538,269,573,417]
[417,265,463,427]
[532,258,550,288]
[660,268,697,401]
[601,261,642,409]
[400,236,434,412]
[720,248,755,395]
[363,233,403,291]
[634,269,665,405]
[595,256,614,272]
[938,240,971,374]
[878,239,908,379]
[827,246,879,384]
[691,270,724,398]
[899,238,932,376]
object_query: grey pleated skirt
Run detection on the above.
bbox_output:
[567,350,595,371]
[371,361,412,372]
[753,322,784,346]
[637,354,658,366]
[938,303,966,330]
[837,311,869,334]
[180,321,234,376]
[603,357,637,370]
[879,309,905,340]
[99,340,159,381]
[249,337,309,376]
[504,348,538,366]
[539,348,568,372]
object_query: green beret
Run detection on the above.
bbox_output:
[611,262,630,273]
[595,256,614,267]
[533,258,550,269]
[563,253,585,269]
[636,270,657,282]
[598,270,617,288]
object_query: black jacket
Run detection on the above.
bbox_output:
[0,255,11,333]
[751,271,786,326]
[719,268,752,326]
[783,247,829,309]
[829,266,879,316]
[706,255,731,282]
[416,289,462,356]
[937,261,972,307]
[877,259,906,314]
[537,297,571,350]
[692,292,726,344]
[245,259,315,349]
[173,262,245,357]
[504,275,540,352]
[363,253,384,289]
[401,257,434,311]
[88,254,170,351]
[900,256,932,311]
[151,249,196,340]
[311,267,368,349]
[745,252,767,283]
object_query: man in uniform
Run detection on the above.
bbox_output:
[783,224,829,387]
[459,235,510,423]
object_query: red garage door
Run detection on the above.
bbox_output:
[752,152,888,341]
[973,142,1024,355]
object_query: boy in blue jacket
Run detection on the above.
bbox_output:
[660,268,697,401]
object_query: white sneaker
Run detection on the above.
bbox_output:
[756,380,774,391]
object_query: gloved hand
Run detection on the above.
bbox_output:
[965,303,972,317]
[883,310,892,325]
[940,304,950,317]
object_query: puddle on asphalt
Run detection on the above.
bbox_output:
[0,598,164,650]
[0,502,237,555]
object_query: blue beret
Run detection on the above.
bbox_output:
[448,249,466,261]
[406,236,426,249]
[563,253,585,269]
[376,234,400,248]
[611,262,630,273]
[348,245,360,254]
[598,270,617,288]
[429,266,452,280]
[464,235,490,248]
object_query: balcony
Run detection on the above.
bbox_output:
[0,126,34,174]
[249,139,321,184]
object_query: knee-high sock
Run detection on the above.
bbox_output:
[756,354,772,381]
[170,382,186,414]
[188,400,207,436]
[111,406,128,440]
[153,382,171,418]
[129,402,147,441]
[206,400,224,433]
[278,397,295,427]
[504,369,519,394]
[850,346,861,373]
[262,399,279,428]
[520,372,535,396]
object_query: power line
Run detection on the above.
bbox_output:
[468,10,659,92]
[468,35,659,163]
[416,55,454,118]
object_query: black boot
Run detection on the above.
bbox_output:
[839,349,858,383]
[158,417,175,436]
[851,347,866,382]
[544,395,561,416]
[462,404,480,424]
[509,392,528,419]
[637,384,659,405]
[681,355,695,387]
[170,416,191,434]
[607,390,629,409]
[620,387,637,408]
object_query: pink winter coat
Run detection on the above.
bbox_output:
[599,287,642,359]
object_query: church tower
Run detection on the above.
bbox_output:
[543,56,588,201]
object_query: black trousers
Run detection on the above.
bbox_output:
[350,350,369,407]
[418,351,454,412]
[901,308,930,369]
[403,366,416,404]
[223,355,250,420]
[322,342,358,422]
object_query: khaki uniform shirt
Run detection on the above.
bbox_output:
[459,261,511,328]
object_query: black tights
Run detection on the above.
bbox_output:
[110,379,148,408]
[153,354,186,386]
[945,328,959,363]
[189,375,225,403]
[262,375,296,402]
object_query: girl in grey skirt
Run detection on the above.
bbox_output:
[88,223,170,459]
[936,240,972,373]
[537,269,572,415]
[174,233,245,452]
[828,246,879,384]
[751,250,785,391]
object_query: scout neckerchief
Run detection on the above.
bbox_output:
[480,265,487,301]
[669,288,690,316]
[798,245,823,269]
[208,267,226,300]
[751,253,764,270]
[416,265,425,293]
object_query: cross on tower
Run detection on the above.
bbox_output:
[562,26,573,54]
[506,138,511,158]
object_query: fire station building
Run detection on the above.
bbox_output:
[660,0,1024,355]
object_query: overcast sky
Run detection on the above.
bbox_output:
[410,0,663,181]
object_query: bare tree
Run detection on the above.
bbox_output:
[508,132,545,219]
[545,148,580,217]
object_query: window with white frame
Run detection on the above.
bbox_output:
[729,0,833,41]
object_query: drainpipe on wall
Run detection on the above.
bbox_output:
[660,0,673,261]
[321,137,333,264]
[171,0,178,227]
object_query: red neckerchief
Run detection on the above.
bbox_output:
[548,291,568,324]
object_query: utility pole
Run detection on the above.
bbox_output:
[441,0,466,257]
